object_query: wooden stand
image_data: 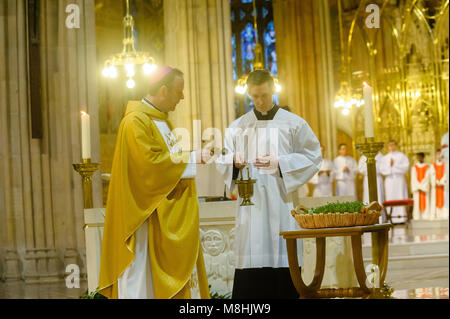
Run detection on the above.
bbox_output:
[280,223,392,298]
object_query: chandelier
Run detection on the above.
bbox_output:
[234,0,281,95]
[333,81,363,115]
[101,0,157,88]
[333,0,363,116]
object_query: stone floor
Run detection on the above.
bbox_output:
[362,219,448,295]
[0,220,448,299]
[0,280,447,299]
[0,280,88,299]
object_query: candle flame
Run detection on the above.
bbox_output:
[81,111,87,116]
[363,82,369,87]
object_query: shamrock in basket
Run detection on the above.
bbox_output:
[291,201,383,229]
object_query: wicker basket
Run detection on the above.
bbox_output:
[291,202,382,229]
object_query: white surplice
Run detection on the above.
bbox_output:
[118,100,199,299]
[411,162,434,220]
[379,151,410,223]
[310,158,334,197]
[216,109,322,269]
[332,155,358,199]
[358,153,384,205]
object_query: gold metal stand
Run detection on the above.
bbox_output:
[73,159,100,209]
[355,137,393,298]
[355,137,384,204]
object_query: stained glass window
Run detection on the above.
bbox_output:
[241,23,256,74]
[230,0,279,117]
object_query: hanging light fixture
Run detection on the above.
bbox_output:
[102,0,157,88]
[235,0,282,95]
[333,0,363,115]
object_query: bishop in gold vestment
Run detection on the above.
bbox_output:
[98,67,210,299]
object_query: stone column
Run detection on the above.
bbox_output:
[39,0,101,278]
[0,0,100,282]
[164,0,236,143]
[273,0,337,157]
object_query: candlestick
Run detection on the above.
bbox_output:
[73,158,100,209]
[81,111,91,159]
[363,82,374,138]
[356,137,390,292]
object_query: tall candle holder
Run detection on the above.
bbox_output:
[73,159,100,209]
[355,137,393,298]
[355,137,384,203]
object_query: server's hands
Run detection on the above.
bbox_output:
[254,154,279,173]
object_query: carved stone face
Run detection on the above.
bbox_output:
[202,230,226,257]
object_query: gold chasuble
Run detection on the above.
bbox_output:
[98,101,210,299]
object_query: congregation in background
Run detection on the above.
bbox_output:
[301,133,449,223]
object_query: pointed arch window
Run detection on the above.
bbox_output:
[230,0,278,117]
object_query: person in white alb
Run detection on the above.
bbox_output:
[411,152,434,220]
[358,152,384,205]
[379,140,410,223]
[216,69,322,299]
[332,143,358,199]
[310,145,334,197]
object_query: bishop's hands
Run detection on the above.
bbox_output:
[195,147,227,164]
[195,148,213,164]
[233,152,246,169]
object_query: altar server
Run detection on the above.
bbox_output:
[358,152,384,204]
[216,69,321,299]
[432,149,448,219]
[310,145,334,197]
[99,67,210,299]
[411,153,434,220]
[441,132,449,210]
[380,140,410,223]
[332,144,358,198]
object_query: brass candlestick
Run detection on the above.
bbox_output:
[355,137,393,298]
[73,158,100,209]
[235,165,256,206]
[355,137,384,204]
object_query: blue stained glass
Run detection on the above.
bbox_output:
[232,34,238,81]
[231,0,279,117]
[273,94,280,105]
[263,6,268,19]
[263,21,277,76]
[240,9,246,20]
[240,23,256,74]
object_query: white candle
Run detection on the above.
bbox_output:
[363,82,374,138]
[81,111,91,159]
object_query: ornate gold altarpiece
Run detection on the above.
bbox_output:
[335,0,448,161]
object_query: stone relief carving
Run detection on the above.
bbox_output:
[200,227,236,296]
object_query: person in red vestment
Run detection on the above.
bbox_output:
[411,153,434,220]
[431,149,448,220]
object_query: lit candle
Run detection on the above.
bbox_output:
[81,111,91,159]
[363,82,374,138]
